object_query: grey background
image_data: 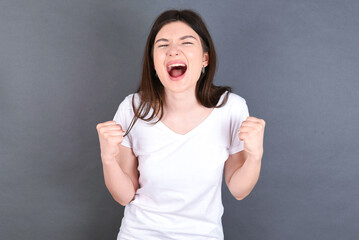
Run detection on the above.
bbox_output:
[1,0,358,239]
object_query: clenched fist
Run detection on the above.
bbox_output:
[96,121,125,161]
[238,116,265,158]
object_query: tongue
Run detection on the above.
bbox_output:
[170,68,184,77]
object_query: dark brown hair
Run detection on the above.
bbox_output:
[124,9,231,136]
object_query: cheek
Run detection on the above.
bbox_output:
[153,51,165,71]
[188,52,204,70]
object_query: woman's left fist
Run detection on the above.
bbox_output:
[238,116,265,157]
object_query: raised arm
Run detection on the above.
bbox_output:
[96,121,139,206]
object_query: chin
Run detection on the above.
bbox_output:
[163,83,197,95]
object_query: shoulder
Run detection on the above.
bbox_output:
[227,92,247,105]
[219,91,247,110]
[118,92,140,111]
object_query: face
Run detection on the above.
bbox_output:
[153,21,209,95]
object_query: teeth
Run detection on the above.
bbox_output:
[167,63,186,71]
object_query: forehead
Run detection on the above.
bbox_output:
[155,21,199,40]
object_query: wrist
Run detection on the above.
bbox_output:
[245,150,263,161]
[101,154,118,164]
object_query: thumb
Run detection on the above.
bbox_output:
[117,124,127,136]
[116,123,124,130]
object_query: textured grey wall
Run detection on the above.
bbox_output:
[1,0,358,239]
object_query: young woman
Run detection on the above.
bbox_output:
[96,9,265,240]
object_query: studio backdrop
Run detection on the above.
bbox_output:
[1,0,358,239]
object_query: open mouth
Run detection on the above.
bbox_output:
[167,63,187,79]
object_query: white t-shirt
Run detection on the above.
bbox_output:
[113,91,249,240]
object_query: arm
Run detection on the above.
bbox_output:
[225,116,265,200]
[100,95,139,206]
[102,144,139,206]
[225,150,262,200]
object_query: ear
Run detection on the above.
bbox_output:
[202,52,209,67]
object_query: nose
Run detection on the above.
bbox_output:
[167,44,180,56]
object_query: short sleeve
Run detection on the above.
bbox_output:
[112,95,134,148]
[228,96,249,155]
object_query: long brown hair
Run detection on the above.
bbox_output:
[124,9,231,137]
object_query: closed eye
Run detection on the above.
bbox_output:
[158,42,192,48]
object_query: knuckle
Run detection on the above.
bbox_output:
[99,128,105,134]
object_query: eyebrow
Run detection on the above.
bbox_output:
[155,35,197,44]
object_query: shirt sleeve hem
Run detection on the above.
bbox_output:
[229,145,244,155]
[121,140,132,149]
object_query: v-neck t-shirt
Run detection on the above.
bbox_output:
[113,91,249,240]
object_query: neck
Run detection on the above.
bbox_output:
[163,89,201,115]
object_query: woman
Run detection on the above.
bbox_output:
[96,9,265,240]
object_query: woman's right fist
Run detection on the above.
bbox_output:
[96,121,125,159]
